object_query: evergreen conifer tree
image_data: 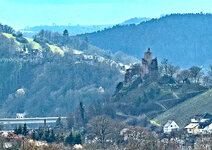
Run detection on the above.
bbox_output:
[31,130,37,140]
[44,128,50,141]
[56,132,65,143]
[37,127,44,140]
[17,125,23,135]
[63,29,69,37]
[22,123,28,136]
[14,126,19,135]
[79,102,85,127]
[74,133,82,144]
[56,117,63,129]
[49,129,56,142]
[65,132,74,146]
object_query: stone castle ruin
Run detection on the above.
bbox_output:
[141,48,158,78]
[124,48,158,82]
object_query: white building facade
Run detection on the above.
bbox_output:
[163,120,179,134]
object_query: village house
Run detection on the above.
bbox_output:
[185,123,199,134]
[198,120,211,134]
[163,120,179,134]
[206,123,212,133]
[191,113,212,123]
[185,113,212,134]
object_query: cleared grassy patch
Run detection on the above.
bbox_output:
[2,33,14,38]
[25,38,42,51]
[153,89,212,127]
[150,120,161,126]
[47,44,64,56]
[1,33,23,51]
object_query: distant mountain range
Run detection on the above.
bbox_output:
[20,25,112,38]
[19,17,151,38]
[78,13,212,68]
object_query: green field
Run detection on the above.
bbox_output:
[25,37,42,50]
[47,44,64,56]
[153,89,212,127]
[1,33,43,52]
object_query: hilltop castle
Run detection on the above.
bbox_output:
[141,48,158,78]
[124,48,158,82]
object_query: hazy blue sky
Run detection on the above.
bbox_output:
[0,0,211,28]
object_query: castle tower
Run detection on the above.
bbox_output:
[141,48,158,78]
[144,48,152,65]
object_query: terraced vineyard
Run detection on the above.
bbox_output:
[153,89,212,127]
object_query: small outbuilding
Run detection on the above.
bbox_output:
[16,113,25,119]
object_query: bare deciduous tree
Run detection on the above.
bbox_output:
[167,65,180,77]
[160,59,169,75]
[176,70,190,83]
[189,66,202,83]
[86,115,124,145]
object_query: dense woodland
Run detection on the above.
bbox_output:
[79,13,212,67]
[0,24,128,117]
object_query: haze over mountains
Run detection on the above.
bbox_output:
[20,17,151,38]
[79,13,212,68]
[20,25,112,38]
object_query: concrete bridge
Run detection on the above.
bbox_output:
[0,117,66,130]
[0,117,66,125]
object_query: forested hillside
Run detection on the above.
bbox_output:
[79,13,212,67]
[0,24,134,117]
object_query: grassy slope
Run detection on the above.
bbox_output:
[2,33,64,56]
[2,33,42,52]
[25,37,43,50]
[2,33,23,51]
[153,89,212,127]
[46,44,64,56]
